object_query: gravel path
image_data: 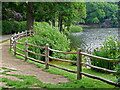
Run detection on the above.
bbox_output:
[1,40,70,85]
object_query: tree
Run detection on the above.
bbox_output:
[118,1,120,28]
[46,2,57,27]
[56,2,86,31]
[85,2,118,27]
[86,2,105,24]
[64,2,86,30]
[26,2,34,30]
[2,2,86,32]
[73,2,86,24]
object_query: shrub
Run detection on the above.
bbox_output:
[2,21,26,34]
[3,9,22,21]
[62,28,70,36]
[28,22,70,61]
[90,34,120,72]
[70,25,83,33]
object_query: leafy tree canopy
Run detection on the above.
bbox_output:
[85,2,118,26]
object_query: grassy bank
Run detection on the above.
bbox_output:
[7,38,118,88]
[0,39,9,44]
[70,25,83,33]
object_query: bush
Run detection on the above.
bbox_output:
[2,21,26,34]
[70,25,83,33]
[3,9,23,21]
[90,34,120,72]
[28,22,70,61]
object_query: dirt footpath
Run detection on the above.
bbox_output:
[1,40,70,85]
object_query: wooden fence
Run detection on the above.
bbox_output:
[10,30,120,87]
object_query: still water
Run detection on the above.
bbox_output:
[68,28,118,52]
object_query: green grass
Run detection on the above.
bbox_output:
[7,38,119,88]
[70,25,83,33]
[1,75,44,88]
[1,59,116,88]
[2,67,8,69]
[0,39,9,44]
[82,25,89,28]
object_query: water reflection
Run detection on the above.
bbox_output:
[68,28,118,52]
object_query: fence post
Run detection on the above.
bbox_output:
[14,33,16,38]
[11,35,14,50]
[25,30,27,38]
[77,48,82,80]
[14,39,16,56]
[10,36,12,51]
[18,32,20,40]
[30,30,31,36]
[25,41,28,61]
[45,44,49,69]
[22,31,24,38]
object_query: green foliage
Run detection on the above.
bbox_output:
[3,8,23,21]
[115,62,120,85]
[28,22,70,61]
[73,2,86,24]
[70,25,83,33]
[92,17,99,23]
[2,21,26,34]
[2,2,86,31]
[91,34,120,72]
[2,2,27,21]
[62,28,70,36]
[86,2,118,27]
[66,50,77,65]
[61,2,86,27]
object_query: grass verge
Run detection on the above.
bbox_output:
[70,25,83,33]
[0,39,9,44]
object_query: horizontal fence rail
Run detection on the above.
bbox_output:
[80,52,119,63]
[81,62,117,73]
[16,52,25,57]
[27,57,45,64]
[80,72,119,87]
[48,48,77,54]
[49,63,77,73]
[49,56,76,64]
[16,41,25,45]
[10,30,120,87]
[16,47,25,52]
[27,43,45,49]
[27,50,46,57]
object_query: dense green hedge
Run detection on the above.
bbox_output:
[2,21,26,34]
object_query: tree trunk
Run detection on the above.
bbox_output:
[58,14,60,29]
[60,18,62,32]
[58,14,62,32]
[52,19,55,27]
[26,2,34,30]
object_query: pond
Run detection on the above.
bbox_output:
[68,28,118,52]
